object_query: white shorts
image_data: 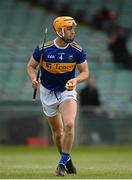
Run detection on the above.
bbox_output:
[40,85,77,117]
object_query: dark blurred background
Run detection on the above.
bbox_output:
[0,0,132,146]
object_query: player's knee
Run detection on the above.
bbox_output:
[54,129,63,141]
[65,122,74,134]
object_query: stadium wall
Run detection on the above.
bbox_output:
[0,104,132,145]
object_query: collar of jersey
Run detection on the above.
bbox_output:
[54,38,69,49]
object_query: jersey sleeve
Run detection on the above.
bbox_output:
[76,48,86,64]
[32,45,41,62]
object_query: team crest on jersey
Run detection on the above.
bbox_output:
[68,54,73,61]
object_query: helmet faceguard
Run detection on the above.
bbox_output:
[53,16,77,39]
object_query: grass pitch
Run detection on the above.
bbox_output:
[0,145,132,179]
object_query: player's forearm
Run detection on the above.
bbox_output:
[76,71,89,84]
[27,65,37,81]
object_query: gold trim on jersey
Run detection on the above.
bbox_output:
[41,61,76,74]
[44,41,54,49]
[71,42,82,52]
[39,41,54,50]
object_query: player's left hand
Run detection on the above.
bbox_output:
[65,78,77,91]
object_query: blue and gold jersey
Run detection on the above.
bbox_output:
[32,39,86,92]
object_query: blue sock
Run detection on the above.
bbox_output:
[59,152,70,166]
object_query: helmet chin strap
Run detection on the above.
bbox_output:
[56,27,74,43]
[56,27,65,38]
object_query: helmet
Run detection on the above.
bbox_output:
[53,16,77,34]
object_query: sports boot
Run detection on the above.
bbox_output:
[55,164,66,176]
[66,159,77,174]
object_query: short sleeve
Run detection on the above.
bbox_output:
[76,48,86,64]
[32,45,41,62]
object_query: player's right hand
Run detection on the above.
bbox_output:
[32,78,40,89]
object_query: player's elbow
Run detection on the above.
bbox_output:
[86,70,89,79]
[27,63,32,74]
[83,70,89,80]
[27,59,37,74]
